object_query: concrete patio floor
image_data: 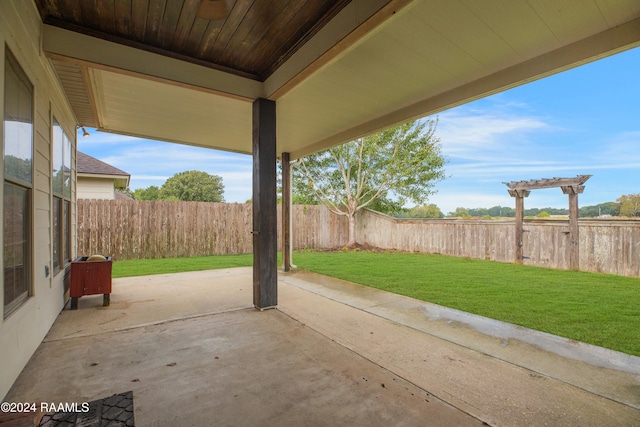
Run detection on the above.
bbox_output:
[6,267,640,426]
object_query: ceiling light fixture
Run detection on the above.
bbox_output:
[81,127,90,137]
[197,0,228,21]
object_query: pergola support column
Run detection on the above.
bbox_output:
[281,152,293,272]
[509,189,530,264]
[252,98,277,309]
[562,185,585,270]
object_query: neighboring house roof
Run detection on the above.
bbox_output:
[115,190,134,201]
[77,151,130,189]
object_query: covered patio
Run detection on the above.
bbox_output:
[7,268,639,425]
[2,0,640,422]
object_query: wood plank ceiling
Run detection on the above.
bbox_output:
[35,0,351,81]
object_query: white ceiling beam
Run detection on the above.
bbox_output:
[42,25,262,101]
[264,0,412,100]
[289,16,640,159]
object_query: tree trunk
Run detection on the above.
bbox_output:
[347,198,357,247]
[348,213,356,247]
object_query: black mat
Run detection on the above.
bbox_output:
[39,391,134,427]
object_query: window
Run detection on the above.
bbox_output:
[52,118,72,273]
[4,48,33,317]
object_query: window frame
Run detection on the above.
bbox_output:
[3,182,31,316]
[3,47,34,318]
[52,117,72,275]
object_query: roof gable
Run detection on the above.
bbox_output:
[77,151,130,177]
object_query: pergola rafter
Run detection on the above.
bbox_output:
[504,175,592,191]
[504,175,592,270]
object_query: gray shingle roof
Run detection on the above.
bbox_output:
[77,152,129,177]
[115,190,134,200]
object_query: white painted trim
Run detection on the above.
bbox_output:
[264,0,405,98]
[42,25,263,101]
[77,173,130,188]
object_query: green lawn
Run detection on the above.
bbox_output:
[111,250,640,356]
[112,254,254,278]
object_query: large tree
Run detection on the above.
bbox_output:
[295,119,446,246]
[448,207,470,218]
[159,170,225,202]
[133,185,160,200]
[617,193,640,217]
[406,204,444,218]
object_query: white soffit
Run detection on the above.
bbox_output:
[91,69,253,153]
[277,0,640,159]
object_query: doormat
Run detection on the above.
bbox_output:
[39,391,134,426]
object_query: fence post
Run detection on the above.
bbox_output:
[562,185,584,270]
[282,152,293,272]
[509,189,530,264]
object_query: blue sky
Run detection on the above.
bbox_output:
[79,46,640,214]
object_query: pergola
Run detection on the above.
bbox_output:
[33,0,640,308]
[504,175,592,270]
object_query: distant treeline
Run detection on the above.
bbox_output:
[466,201,620,218]
[396,201,623,219]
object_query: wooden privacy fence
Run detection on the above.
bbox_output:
[78,200,640,277]
[78,200,252,259]
[77,200,348,260]
[357,210,640,277]
[356,211,515,261]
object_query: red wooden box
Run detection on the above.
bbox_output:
[69,256,112,309]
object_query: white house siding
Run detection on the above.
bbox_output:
[77,177,117,200]
[1,1,77,399]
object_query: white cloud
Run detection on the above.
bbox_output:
[597,131,640,164]
[436,109,551,161]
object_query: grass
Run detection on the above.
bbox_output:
[112,254,254,278]
[111,250,640,356]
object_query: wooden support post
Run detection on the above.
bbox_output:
[281,152,292,272]
[562,185,584,271]
[252,98,277,309]
[509,189,530,264]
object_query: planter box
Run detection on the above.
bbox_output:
[69,256,112,309]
